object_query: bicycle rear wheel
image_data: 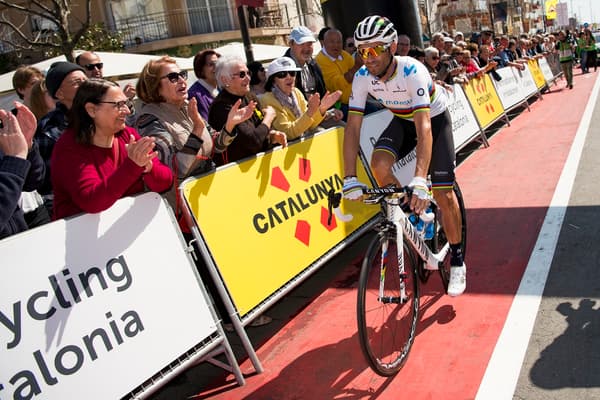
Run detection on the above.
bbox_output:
[357,230,420,376]
[430,181,467,292]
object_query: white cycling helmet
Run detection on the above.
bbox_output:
[354,15,398,47]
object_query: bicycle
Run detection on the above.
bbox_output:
[327,182,467,376]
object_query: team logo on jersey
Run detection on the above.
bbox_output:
[403,63,417,77]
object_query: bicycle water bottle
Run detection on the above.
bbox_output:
[421,207,435,240]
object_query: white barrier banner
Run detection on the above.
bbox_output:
[0,193,215,400]
[516,64,539,99]
[493,67,526,110]
[446,84,481,148]
[538,57,555,83]
[359,109,416,185]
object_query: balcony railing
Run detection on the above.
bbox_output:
[111,3,290,48]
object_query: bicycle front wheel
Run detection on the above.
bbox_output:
[357,230,420,376]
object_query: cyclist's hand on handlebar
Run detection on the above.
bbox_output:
[343,176,367,200]
[408,176,432,215]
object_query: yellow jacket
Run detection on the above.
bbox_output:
[260,88,325,139]
[315,50,355,104]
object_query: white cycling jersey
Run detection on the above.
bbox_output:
[349,56,447,120]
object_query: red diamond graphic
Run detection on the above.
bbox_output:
[321,206,337,231]
[299,158,311,182]
[295,220,311,246]
[271,166,290,192]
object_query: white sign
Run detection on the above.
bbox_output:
[446,84,482,149]
[516,64,539,99]
[537,57,555,83]
[493,66,527,110]
[0,193,217,399]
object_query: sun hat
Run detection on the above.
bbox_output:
[289,26,316,44]
[266,57,301,80]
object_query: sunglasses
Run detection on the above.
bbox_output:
[161,70,188,83]
[274,70,297,79]
[432,56,440,60]
[357,44,391,60]
[84,63,104,71]
[346,42,356,48]
[99,100,129,110]
[231,70,252,79]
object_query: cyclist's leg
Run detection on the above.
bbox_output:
[430,110,466,295]
[371,117,416,187]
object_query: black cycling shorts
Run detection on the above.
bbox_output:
[373,110,455,189]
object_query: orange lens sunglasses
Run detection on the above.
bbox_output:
[357,44,391,60]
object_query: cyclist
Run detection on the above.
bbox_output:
[342,15,466,296]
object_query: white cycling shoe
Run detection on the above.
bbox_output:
[447,263,466,297]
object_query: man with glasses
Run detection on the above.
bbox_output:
[34,61,86,214]
[342,15,466,297]
[396,34,411,56]
[76,51,137,121]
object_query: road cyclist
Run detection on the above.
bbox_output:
[342,15,467,296]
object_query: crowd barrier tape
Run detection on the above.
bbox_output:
[0,193,243,399]
[181,127,378,319]
[462,73,507,129]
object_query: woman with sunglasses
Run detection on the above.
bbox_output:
[248,61,268,96]
[208,55,287,166]
[188,49,221,121]
[135,56,255,206]
[260,56,341,140]
[50,79,173,220]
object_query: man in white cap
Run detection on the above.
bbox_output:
[284,26,327,100]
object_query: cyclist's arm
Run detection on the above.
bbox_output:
[343,112,363,177]
[413,110,432,179]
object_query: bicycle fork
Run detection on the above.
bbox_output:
[378,202,409,305]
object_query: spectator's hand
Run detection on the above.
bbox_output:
[225,99,255,132]
[13,103,36,148]
[268,130,287,148]
[262,105,276,126]
[0,109,28,159]
[342,176,367,200]
[188,97,207,137]
[306,93,320,117]
[126,135,157,170]
[123,83,136,100]
[319,90,342,114]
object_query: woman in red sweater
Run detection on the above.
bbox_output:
[51,79,173,219]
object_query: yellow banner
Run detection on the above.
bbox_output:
[545,0,558,20]
[462,74,505,129]
[528,59,547,89]
[182,128,378,316]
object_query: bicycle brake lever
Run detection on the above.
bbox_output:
[327,189,342,225]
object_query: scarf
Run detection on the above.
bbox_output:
[272,85,302,118]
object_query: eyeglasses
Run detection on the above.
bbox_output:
[84,63,104,71]
[98,100,130,110]
[432,56,440,60]
[231,70,251,79]
[346,42,356,48]
[161,70,188,83]
[274,70,297,79]
[357,44,391,60]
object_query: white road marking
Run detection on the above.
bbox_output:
[475,74,600,399]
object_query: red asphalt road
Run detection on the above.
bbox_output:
[198,70,598,400]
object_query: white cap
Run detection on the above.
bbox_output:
[289,26,316,44]
[266,57,301,80]
[443,36,454,43]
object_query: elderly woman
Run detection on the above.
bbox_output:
[208,55,287,166]
[188,49,221,121]
[50,79,173,220]
[135,56,254,198]
[260,56,341,140]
